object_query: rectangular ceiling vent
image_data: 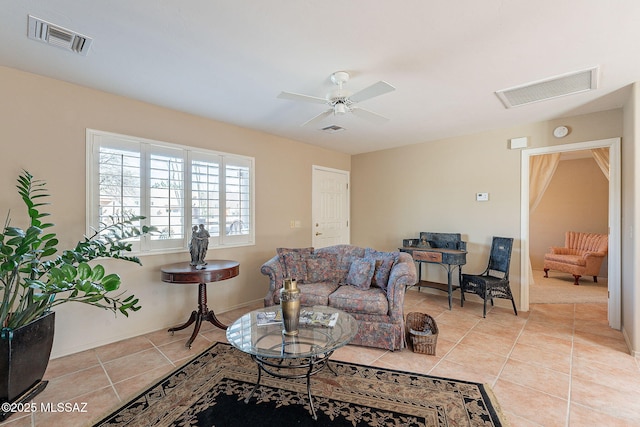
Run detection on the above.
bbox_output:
[27,15,92,56]
[496,67,598,108]
[320,125,346,134]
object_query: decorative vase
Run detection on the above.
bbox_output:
[280,278,301,336]
[0,311,55,420]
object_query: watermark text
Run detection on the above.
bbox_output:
[1,401,88,414]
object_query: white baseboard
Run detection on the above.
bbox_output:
[621,327,638,358]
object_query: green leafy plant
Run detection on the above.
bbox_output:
[0,171,152,329]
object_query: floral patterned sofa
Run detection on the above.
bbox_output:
[261,245,417,351]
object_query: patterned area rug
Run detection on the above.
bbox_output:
[94,342,507,427]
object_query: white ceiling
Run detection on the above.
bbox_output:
[2,1,639,155]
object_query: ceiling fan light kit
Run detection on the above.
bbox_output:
[334,102,348,115]
[278,71,395,127]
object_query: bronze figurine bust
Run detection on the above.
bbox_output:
[189,224,210,269]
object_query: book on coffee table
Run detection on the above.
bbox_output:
[299,310,339,328]
[256,310,339,327]
[256,311,282,326]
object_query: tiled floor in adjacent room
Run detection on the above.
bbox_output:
[2,290,639,427]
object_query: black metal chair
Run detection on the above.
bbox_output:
[460,237,517,318]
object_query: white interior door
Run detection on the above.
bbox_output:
[312,166,350,248]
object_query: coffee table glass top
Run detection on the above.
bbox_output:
[226,306,358,359]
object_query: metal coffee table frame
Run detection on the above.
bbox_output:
[226,306,357,420]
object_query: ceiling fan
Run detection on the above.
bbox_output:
[277,71,396,127]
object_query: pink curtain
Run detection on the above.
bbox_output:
[530,153,561,213]
[528,153,561,284]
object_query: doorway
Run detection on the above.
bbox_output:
[520,138,621,329]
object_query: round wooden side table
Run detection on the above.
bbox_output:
[161,260,239,348]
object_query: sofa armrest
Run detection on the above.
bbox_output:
[386,253,418,322]
[583,251,606,259]
[549,246,571,255]
[583,251,607,273]
[261,255,284,307]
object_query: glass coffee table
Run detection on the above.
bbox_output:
[226,306,358,420]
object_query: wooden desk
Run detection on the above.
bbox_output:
[161,260,239,348]
[399,247,466,310]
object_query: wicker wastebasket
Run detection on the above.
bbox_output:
[405,312,438,355]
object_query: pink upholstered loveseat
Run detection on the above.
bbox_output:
[543,231,608,286]
[261,245,417,351]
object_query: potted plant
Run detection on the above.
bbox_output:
[0,170,152,417]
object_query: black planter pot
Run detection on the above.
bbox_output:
[0,311,55,419]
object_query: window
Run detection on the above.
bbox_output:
[87,129,255,253]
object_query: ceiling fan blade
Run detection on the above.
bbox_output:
[278,91,328,105]
[350,106,389,124]
[301,109,333,127]
[349,81,395,103]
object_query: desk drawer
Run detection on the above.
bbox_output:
[413,251,442,263]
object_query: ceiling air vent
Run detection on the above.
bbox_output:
[27,15,92,56]
[320,125,345,134]
[495,67,598,108]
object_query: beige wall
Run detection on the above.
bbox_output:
[0,66,350,357]
[530,157,609,276]
[351,109,623,312]
[2,65,638,357]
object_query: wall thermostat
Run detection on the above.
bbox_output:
[553,126,569,138]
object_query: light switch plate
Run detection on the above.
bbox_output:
[476,192,489,201]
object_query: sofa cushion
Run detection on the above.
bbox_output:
[276,247,314,258]
[276,247,313,282]
[328,285,389,316]
[281,252,308,282]
[364,248,400,291]
[345,258,375,290]
[544,254,586,267]
[315,245,366,284]
[305,253,338,283]
[298,282,340,306]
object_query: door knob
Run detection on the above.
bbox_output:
[315,232,323,236]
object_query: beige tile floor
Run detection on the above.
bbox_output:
[2,290,639,427]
